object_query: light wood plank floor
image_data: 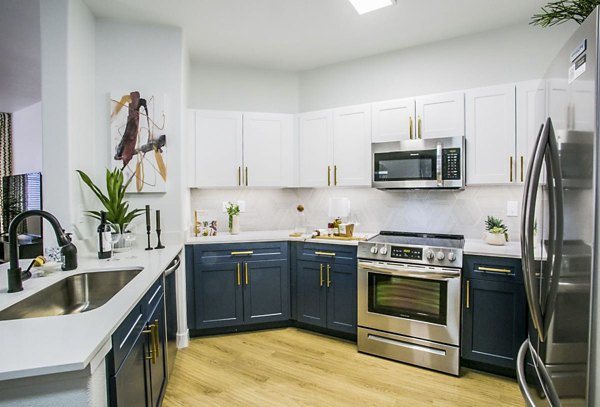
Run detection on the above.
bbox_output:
[163,328,524,406]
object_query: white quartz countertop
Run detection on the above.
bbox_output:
[0,242,182,381]
[464,239,522,258]
[186,230,376,246]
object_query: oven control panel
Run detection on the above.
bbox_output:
[390,246,422,260]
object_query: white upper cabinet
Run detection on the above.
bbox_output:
[516,80,546,184]
[194,110,243,188]
[372,98,415,142]
[243,113,293,187]
[333,104,372,187]
[298,110,333,187]
[466,85,516,185]
[416,92,465,139]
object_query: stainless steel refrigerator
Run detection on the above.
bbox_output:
[516,7,599,407]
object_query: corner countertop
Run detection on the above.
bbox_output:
[464,239,522,259]
[0,240,182,381]
[186,230,376,246]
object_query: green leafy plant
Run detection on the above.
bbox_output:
[76,168,145,231]
[226,202,240,231]
[485,216,509,242]
[531,0,600,26]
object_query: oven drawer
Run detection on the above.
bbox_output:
[358,327,459,376]
[464,255,523,283]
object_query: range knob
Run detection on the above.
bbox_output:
[448,252,456,262]
[379,247,388,255]
[370,246,378,254]
[425,250,434,260]
[436,251,445,261]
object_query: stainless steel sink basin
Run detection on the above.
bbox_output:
[0,268,142,321]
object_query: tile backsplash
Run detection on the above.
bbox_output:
[189,186,524,241]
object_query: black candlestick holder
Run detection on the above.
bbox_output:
[155,229,165,249]
[145,225,154,251]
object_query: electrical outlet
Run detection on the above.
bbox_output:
[237,200,246,212]
[507,201,519,217]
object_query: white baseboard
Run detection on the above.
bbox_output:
[176,330,189,348]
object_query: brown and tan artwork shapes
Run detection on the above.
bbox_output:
[111,91,167,193]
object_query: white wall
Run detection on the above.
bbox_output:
[11,101,42,174]
[298,23,577,111]
[95,19,185,232]
[189,62,299,113]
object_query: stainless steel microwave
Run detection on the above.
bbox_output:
[372,136,465,189]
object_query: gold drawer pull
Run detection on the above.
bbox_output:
[315,251,336,257]
[509,156,513,182]
[327,166,331,186]
[326,264,331,288]
[231,251,254,256]
[466,280,470,309]
[409,116,414,139]
[237,263,241,286]
[245,262,249,285]
[334,165,338,186]
[319,264,324,287]
[478,266,512,274]
[520,156,524,182]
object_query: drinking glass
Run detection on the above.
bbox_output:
[122,222,138,258]
[107,222,121,260]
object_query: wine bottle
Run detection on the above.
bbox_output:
[97,211,112,259]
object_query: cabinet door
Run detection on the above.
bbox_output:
[372,98,415,142]
[461,278,527,369]
[416,92,465,139]
[243,113,294,187]
[243,259,290,324]
[333,104,371,186]
[516,80,546,184]
[195,110,243,187]
[194,262,244,329]
[296,260,327,328]
[148,298,167,407]
[110,331,148,407]
[298,110,333,187]
[326,262,357,335]
[466,85,516,185]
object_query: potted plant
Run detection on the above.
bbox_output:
[76,168,145,246]
[484,216,509,246]
[226,201,240,235]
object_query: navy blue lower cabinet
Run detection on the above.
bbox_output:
[243,259,290,324]
[326,262,356,334]
[461,255,527,372]
[110,330,147,407]
[194,262,244,329]
[295,260,327,328]
[147,296,167,407]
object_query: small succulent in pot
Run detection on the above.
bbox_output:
[484,216,509,245]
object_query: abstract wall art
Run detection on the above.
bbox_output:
[110,91,167,193]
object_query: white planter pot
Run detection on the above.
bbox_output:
[484,232,506,246]
[229,215,240,235]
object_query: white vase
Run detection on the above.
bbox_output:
[484,232,506,246]
[229,215,240,235]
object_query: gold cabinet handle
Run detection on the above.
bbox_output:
[334,165,337,186]
[478,266,512,274]
[231,251,254,256]
[153,319,160,358]
[409,116,414,139]
[315,251,336,257]
[237,263,241,286]
[244,262,249,285]
[326,264,331,288]
[466,280,470,309]
[245,167,248,186]
[327,166,331,186]
[509,156,513,182]
[319,264,324,287]
[238,166,241,186]
[520,156,524,182]
[417,115,422,139]
[143,324,156,364]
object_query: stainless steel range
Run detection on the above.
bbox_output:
[357,231,464,375]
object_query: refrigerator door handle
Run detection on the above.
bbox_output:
[521,120,549,341]
[516,339,538,407]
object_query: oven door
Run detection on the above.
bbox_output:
[358,260,461,346]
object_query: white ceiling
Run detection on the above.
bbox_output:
[84,0,548,71]
[0,0,41,113]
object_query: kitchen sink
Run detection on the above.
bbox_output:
[0,268,143,321]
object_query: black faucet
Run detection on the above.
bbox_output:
[7,210,78,293]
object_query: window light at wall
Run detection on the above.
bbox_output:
[348,0,396,15]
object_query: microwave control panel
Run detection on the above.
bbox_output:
[390,246,423,260]
[442,148,461,180]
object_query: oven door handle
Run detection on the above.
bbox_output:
[359,261,460,281]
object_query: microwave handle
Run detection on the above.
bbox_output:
[436,142,443,187]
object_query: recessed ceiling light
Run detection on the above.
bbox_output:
[348,0,396,15]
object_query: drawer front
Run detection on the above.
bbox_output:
[143,275,165,319]
[193,242,288,265]
[296,242,357,265]
[464,255,523,283]
[111,302,145,373]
